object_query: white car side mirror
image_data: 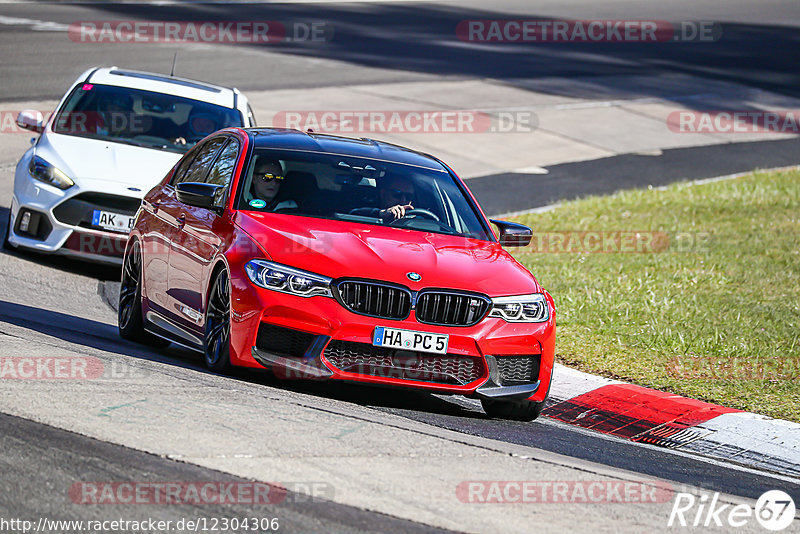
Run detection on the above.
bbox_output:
[17,110,45,133]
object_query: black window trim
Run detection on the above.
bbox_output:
[168,134,230,189]
[206,136,242,210]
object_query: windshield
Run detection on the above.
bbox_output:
[236,149,493,240]
[52,83,243,153]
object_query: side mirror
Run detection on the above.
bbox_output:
[490,219,532,247]
[17,110,45,133]
[175,182,224,211]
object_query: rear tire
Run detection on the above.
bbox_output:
[204,268,232,373]
[118,240,169,347]
[481,397,545,422]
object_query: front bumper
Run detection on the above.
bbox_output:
[233,270,555,403]
[251,345,543,400]
[9,179,138,266]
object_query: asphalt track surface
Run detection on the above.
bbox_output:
[1,0,800,530]
[0,0,798,100]
[0,412,455,533]
[473,136,800,216]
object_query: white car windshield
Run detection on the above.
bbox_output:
[236,149,493,240]
[52,83,243,153]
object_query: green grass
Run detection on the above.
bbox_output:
[510,169,800,421]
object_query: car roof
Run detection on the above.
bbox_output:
[246,128,448,171]
[86,67,239,109]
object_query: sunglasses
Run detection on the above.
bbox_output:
[389,189,414,202]
[257,173,284,182]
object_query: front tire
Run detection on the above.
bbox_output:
[481,398,546,422]
[204,268,232,373]
[118,240,168,347]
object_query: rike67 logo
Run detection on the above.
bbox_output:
[668,490,796,531]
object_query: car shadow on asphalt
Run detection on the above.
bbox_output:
[0,299,202,370]
[0,297,488,420]
[246,371,488,420]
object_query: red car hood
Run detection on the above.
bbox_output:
[235,212,541,297]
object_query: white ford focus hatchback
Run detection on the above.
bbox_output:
[6,66,256,264]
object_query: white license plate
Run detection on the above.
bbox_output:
[372,326,449,355]
[92,210,135,233]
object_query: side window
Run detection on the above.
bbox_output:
[175,137,227,186]
[169,147,200,187]
[205,139,240,208]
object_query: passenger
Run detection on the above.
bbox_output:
[246,158,298,211]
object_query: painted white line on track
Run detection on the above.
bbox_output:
[0,15,67,31]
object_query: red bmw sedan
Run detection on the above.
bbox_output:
[119,127,555,421]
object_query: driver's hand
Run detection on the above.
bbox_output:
[381,203,413,220]
[171,137,187,145]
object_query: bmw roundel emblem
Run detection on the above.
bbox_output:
[406,272,422,282]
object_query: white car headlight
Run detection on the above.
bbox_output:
[489,293,550,323]
[28,156,75,190]
[244,259,332,298]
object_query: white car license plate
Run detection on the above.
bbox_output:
[372,326,448,355]
[92,210,134,233]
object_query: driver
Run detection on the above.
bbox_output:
[93,92,137,137]
[173,110,220,146]
[351,175,415,221]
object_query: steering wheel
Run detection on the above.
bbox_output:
[400,208,440,221]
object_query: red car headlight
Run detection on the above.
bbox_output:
[488,293,550,323]
[244,259,333,298]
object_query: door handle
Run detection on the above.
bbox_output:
[152,201,160,213]
[177,214,186,229]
